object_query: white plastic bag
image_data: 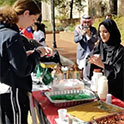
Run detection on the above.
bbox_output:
[52,79,84,91]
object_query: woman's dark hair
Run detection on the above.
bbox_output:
[34,22,45,33]
[37,14,42,22]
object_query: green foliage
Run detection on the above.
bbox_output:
[114,16,124,45]
[56,15,69,20]
[55,0,70,19]
[54,0,86,20]
[64,25,75,32]
[0,0,16,6]
[74,0,86,12]
[92,18,104,29]
[0,0,47,6]
[42,20,52,32]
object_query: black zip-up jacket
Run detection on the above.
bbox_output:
[0,23,41,91]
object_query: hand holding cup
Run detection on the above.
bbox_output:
[89,54,104,68]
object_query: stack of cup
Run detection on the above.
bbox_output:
[58,109,67,122]
[106,94,112,104]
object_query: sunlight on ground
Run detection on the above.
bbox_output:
[28,108,40,124]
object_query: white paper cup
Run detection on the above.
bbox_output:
[93,54,100,57]
[106,94,112,104]
[58,109,67,121]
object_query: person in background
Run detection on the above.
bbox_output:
[84,19,124,101]
[0,0,53,124]
[74,14,98,79]
[21,26,33,39]
[105,13,112,19]
[32,22,46,46]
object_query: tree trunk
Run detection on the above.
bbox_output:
[70,0,74,19]
[51,0,57,48]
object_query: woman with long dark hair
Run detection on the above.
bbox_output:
[84,19,124,101]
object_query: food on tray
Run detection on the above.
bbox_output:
[45,89,96,107]
[67,101,124,122]
[50,93,92,100]
[96,113,124,124]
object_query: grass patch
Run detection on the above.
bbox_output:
[42,20,52,32]
[114,17,124,45]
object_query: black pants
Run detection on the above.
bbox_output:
[0,88,30,124]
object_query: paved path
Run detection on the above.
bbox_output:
[46,33,77,63]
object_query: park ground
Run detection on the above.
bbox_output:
[45,32,124,63]
[46,32,77,63]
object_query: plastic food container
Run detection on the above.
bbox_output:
[44,89,96,107]
[67,101,124,124]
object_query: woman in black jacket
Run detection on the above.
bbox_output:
[0,0,53,124]
[84,19,124,101]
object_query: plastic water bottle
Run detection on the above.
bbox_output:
[91,69,103,92]
[97,76,108,99]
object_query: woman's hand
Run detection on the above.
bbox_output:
[36,46,54,57]
[26,50,34,56]
[88,55,104,69]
